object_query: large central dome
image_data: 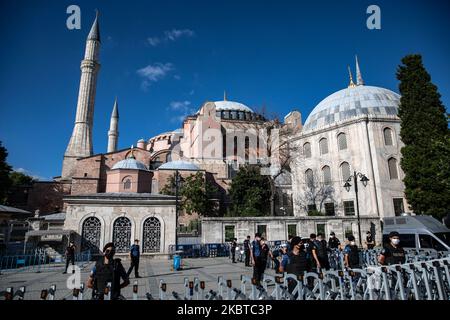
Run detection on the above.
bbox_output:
[303,85,401,132]
[213,100,254,113]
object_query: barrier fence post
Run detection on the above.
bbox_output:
[133,280,139,300]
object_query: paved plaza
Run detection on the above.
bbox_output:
[0,257,273,300]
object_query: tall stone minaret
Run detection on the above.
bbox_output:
[62,12,101,179]
[107,98,119,153]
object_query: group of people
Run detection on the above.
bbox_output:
[236,230,406,287]
[63,239,143,300]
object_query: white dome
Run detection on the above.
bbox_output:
[303,85,401,131]
[158,160,200,171]
[213,100,254,113]
[111,158,149,171]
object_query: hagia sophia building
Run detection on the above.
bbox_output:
[21,13,408,256]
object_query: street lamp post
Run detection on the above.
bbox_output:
[343,171,369,247]
[157,160,201,248]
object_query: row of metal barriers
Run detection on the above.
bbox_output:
[154,258,450,300]
[0,251,92,273]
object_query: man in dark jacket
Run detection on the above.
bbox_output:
[285,236,308,296]
[127,239,141,278]
[87,242,130,300]
[230,238,238,263]
[311,233,330,271]
[243,236,251,267]
[63,241,76,274]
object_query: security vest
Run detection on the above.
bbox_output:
[347,245,360,268]
[93,258,121,299]
[285,251,308,276]
[383,244,406,265]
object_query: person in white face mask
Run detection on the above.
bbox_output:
[343,235,360,269]
[378,231,406,265]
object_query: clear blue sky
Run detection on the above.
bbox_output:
[1,0,449,180]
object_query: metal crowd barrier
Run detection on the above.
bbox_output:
[149,257,450,301]
[0,250,92,273]
[168,243,230,258]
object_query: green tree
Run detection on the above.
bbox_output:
[10,171,35,186]
[397,54,450,219]
[228,165,271,216]
[160,172,218,217]
[0,141,12,204]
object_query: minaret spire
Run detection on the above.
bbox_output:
[107,97,119,153]
[355,55,364,86]
[348,65,356,88]
[223,90,227,101]
[62,12,101,179]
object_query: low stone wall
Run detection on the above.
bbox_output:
[201,216,382,246]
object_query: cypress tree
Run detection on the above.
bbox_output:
[397,54,450,219]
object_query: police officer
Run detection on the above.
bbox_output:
[378,231,406,265]
[277,244,289,273]
[343,235,360,269]
[127,239,141,278]
[63,241,76,274]
[311,233,330,271]
[87,242,130,300]
[250,233,263,283]
[328,232,341,250]
[230,238,237,263]
[243,236,251,267]
[285,236,308,296]
[365,231,375,250]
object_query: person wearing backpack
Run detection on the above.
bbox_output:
[343,235,360,269]
[87,242,130,300]
[311,233,330,271]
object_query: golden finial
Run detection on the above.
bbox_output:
[129,145,135,159]
[348,66,356,88]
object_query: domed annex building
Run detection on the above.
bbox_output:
[288,61,407,242]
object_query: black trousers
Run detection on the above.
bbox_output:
[65,255,75,272]
[231,249,236,262]
[127,257,140,277]
[253,258,266,283]
[244,249,250,266]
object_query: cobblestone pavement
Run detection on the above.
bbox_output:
[0,257,276,300]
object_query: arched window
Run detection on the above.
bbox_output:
[305,169,314,187]
[319,138,328,155]
[384,128,393,146]
[388,157,398,180]
[233,136,238,159]
[340,162,351,182]
[245,136,249,162]
[322,166,331,185]
[337,133,347,150]
[303,142,311,158]
[142,217,161,253]
[81,217,101,252]
[222,132,227,159]
[113,217,132,253]
[123,176,132,190]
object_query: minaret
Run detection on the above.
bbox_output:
[347,66,356,88]
[107,98,119,153]
[62,12,101,179]
[355,55,364,86]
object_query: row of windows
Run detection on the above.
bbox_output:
[303,128,395,158]
[304,157,400,185]
[307,198,404,216]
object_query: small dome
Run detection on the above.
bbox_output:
[158,160,200,171]
[112,158,149,171]
[303,85,400,131]
[213,100,254,113]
